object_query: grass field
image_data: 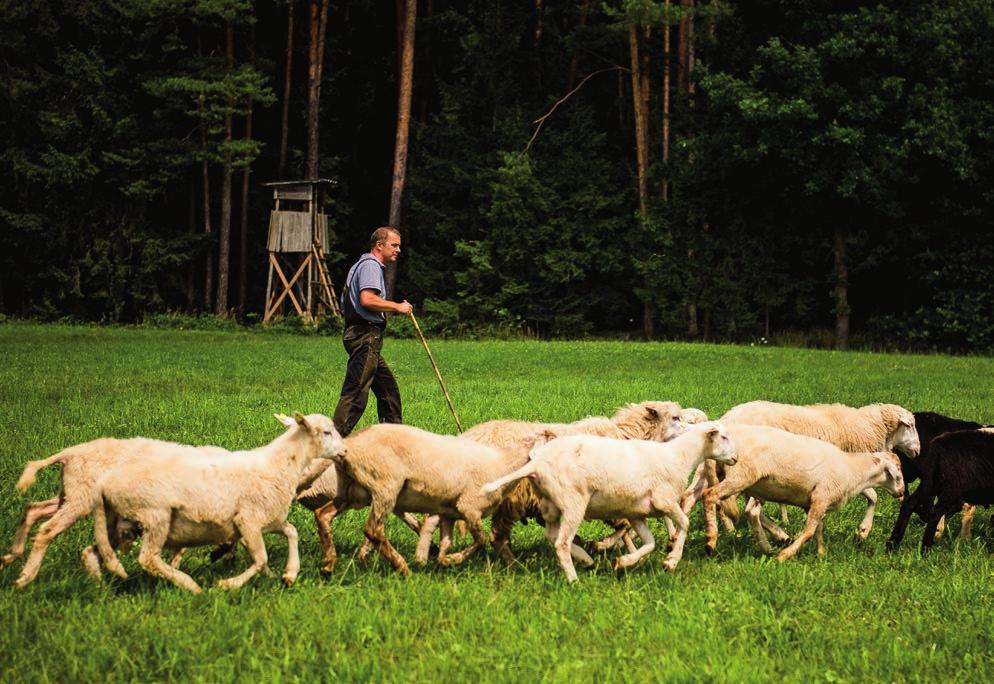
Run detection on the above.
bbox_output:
[1,322,992,682]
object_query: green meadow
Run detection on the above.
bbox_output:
[1,322,992,682]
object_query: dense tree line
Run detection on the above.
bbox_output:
[1,1,992,350]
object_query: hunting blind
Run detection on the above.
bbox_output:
[262,179,342,323]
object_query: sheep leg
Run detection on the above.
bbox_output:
[703,479,750,555]
[314,500,339,574]
[592,526,629,552]
[437,518,454,560]
[1,497,60,570]
[777,502,827,561]
[856,487,877,540]
[489,512,518,564]
[414,515,441,566]
[550,511,585,583]
[81,545,103,581]
[14,499,91,590]
[217,523,268,590]
[279,522,300,587]
[960,504,976,541]
[439,510,487,566]
[886,488,920,550]
[922,498,962,552]
[363,492,410,576]
[401,512,424,534]
[745,498,773,554]
[757,507,791,543]
[779,504,790,525]
[613,518,654,571]
[815,520,827,556]
[92,501,128,579]
[136,514,202,593]
[169,549,188,570]
[660,502,691,571]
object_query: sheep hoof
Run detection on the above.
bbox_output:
[439,554,462,567]
[216,579,235,590]
[662,559,678,572]
[855,528,870,541]
[13,577,31,591]
[0,555,15,570]
[281,574,296,588]
[319,561,337,575]
[704,544,716,557]
[611,559,626,572]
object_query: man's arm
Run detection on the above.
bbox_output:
[359,289,413,315]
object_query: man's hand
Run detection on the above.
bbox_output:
[395,300,413,316]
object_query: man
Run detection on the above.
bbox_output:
[333,226,413,436]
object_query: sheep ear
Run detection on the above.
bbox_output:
[872,455,882,465]
[527,429,557,449]
[706,427,720,440]
[899,416,913,428]
[274,413,295,428]
[292,411,312,431]
[645,406,660,420]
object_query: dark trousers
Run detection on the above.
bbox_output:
[333,322,402,436]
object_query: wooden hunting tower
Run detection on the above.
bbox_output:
[262,179,342,323]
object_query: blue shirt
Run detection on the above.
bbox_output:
[342,254,387,324]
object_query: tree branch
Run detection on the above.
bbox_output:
[524,66,628,154]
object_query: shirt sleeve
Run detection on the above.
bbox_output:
[353,260,384,297]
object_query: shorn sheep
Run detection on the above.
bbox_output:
[887,428,994,551]
[329,423,536,576]
[10,412,345,592]
[719,401,919,540]
[481,423,737,582]
[459,401,686,561]
[1,444,228,579]
[697,424,905,560]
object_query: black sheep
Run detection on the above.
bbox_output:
[889,427,994,550]
[887,412,983,549]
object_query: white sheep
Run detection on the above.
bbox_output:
[696,424,905,559]
[13,412,344,592]
[719,400,919,540]
[480,423,737,582]
[456,400,686,561]
[3,442,229,580]
[326,422,536,575]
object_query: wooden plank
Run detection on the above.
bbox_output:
[266,253,311,321]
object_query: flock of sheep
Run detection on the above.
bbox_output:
[2,399,991,591]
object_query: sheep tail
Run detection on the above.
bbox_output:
[480,461,539,497]
[15,452,68,493]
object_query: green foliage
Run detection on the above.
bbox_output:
[1,0,993,349]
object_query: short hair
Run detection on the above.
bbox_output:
[370,226,400,249]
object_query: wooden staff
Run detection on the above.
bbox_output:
[408,311,463,433]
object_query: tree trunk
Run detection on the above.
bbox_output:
[628,24,649,217]
[677,1,689,93]
[687,302,699,338]
[833,226,850,350]
[239,26,256,317]
[534,0,544,48]
[216,22,234,315]
[629,23,652,339]
[278,0,295,181]
[306,0,329,180]
[186,180,196,310]
[385,0,417,298]
[197,29,213,311]
[565,0,591,92]
[661,0,671,201]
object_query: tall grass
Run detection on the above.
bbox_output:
[1,322,992,682]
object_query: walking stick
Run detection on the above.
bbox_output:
[408,311,463,433]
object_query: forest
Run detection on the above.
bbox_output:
[1,0,992,351]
